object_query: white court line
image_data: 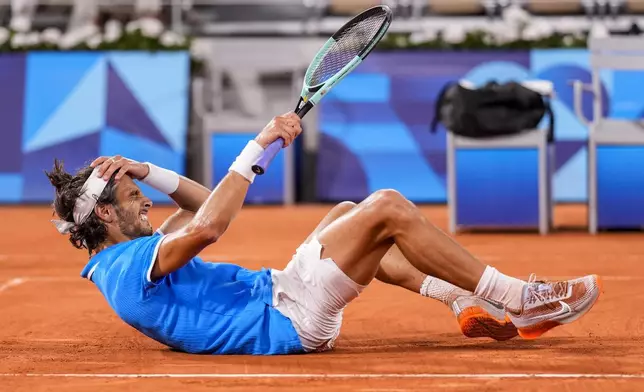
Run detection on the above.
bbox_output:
[24,277,78,283]
[0,277,79,295]
[0,373,643,380]
[0,278,25,293]
[0,254,71,261]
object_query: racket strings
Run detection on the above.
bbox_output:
[308,10,388,86]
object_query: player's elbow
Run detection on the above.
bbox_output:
[184,221,226,245]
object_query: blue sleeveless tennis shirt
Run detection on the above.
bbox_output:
[80,233,304,355]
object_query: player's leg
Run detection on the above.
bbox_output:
[316,189,601,339]
[302,202,356,245]
[376,245,463,298]
[304,202,461,298]
[317,190,486,289]
[304,201,518,341]
[307,201,503,306]
[377,244,518,341]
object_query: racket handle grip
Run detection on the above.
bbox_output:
[252,138,284,175]
[252,101,312,175]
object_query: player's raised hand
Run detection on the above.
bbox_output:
[90,155,150,182]
[254,112,303,149]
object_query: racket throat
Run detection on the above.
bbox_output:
[295,99,314,119]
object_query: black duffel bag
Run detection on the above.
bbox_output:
[430,81,554,142]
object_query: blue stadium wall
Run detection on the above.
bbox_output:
[211,48,641,204]
[0,51,190,203]
[4,49,642,204]
[314,49,643,204]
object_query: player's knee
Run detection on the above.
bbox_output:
[371,189,406,206]
[366,189,412,223]
[334,201,357,214]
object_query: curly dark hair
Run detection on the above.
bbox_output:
[45,159,119,256]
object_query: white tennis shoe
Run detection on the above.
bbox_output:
[450,295,519,341]
[505,274,602,339]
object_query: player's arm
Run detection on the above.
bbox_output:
[151,113,302,280]
[156,177,211,235]
[91,159,212,235]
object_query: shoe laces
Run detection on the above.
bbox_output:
[525,273,569,305]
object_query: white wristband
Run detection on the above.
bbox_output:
[141,163,180,194]
[229,140,264,183]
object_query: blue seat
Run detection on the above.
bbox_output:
[573,36,644,233]
[446,80,554,234]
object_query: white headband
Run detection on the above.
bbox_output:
[52,167,109,234]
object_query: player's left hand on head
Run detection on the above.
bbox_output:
[254,112,303,149]
[90,155,150,182]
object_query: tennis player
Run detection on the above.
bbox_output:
[47,112,601,355]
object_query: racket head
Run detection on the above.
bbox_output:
[253,5,393,175]
[302,5,392,97]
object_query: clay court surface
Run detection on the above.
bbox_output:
[1,204,643,391]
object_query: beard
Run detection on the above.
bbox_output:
[115,204,154,239]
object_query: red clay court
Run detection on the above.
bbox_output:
[1,204,643,391]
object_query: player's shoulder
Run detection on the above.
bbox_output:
[80,231,164,279]
[106,231,163,256]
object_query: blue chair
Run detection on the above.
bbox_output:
[573,36,644,233]
[447,80,554,235]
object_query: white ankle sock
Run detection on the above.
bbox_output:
[420,275,470,305]
[474,266,525,311]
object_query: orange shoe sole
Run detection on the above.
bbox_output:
[510,275,604,340]
[457,306,519,341]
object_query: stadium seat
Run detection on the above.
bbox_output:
[525,0,583,14]
[426,0,484,15]
[446,80,554,235]
[328,0,384,16]
[575,36,644,233]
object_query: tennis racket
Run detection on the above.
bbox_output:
[251,5,393,175]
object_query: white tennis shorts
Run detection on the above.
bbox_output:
[271,238,366,352]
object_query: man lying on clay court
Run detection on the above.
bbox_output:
[46,112,602,355]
